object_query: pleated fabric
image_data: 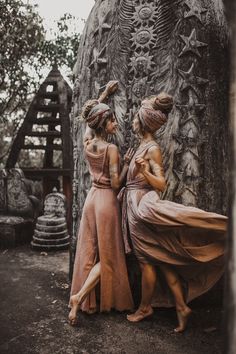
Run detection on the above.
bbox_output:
[119,141,227,307]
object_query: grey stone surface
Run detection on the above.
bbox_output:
[31,191,69,251]
[0,168,40,248]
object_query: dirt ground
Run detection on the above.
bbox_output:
[0,245,225,354]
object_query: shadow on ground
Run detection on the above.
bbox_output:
[0,245,224,354]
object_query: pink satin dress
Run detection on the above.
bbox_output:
[71,144,133,312]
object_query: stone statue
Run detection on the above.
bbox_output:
[31,189,70,251]
[0,167,41,248]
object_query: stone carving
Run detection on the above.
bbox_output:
[0,167,7,213]
[31,189,70,251]
[0,167,41,248]
[179,29,207,58]
[7,169,34,216]
[133,3,156,25]
[184,0,207,22]
[178,63,209,97]
[71,0,228,263]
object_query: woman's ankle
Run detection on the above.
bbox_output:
[139,304,152,312]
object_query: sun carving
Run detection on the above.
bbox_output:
[132,78,148,99]
[132,3,157,26]
[129,52,155,76]
[131,26,156,50]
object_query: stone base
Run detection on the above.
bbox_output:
[31,239,70,251]
[0,216,34,249]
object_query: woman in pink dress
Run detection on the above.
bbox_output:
[119,93,227,332]
[69,84,134,325]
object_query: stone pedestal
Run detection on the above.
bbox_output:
[0,216,34,248]
[31,190,70,251]
[31,215,69,250]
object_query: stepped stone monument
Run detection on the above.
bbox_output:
[31,189,70,251]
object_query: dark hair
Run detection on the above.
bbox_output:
[94,110,114,134]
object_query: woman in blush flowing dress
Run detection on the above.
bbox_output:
[69,84,134,325]
[119,93,227,332]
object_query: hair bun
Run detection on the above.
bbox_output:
[81,99,99,120]
[154,92,173,113]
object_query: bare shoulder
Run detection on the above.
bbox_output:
[147,144,163,163]
[108,144,119,162]
[108,143,119,153]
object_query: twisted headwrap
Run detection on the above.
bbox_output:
[138,105,167,133]
[85,103,112,130]
[139,92,173,133]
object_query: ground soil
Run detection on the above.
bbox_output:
[0,245,225,354]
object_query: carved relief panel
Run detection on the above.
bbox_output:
[71,0,228,252]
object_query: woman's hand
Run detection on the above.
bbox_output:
[135,157,148,174]
[105,80,119,95]
[99,81,119,103]
[124,148,135,164]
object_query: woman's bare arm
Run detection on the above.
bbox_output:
[98,80,118,103]
[83,81,119,144]
[108,145,134,191]
[135,146,166,192]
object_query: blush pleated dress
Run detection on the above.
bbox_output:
[119,141,227,307]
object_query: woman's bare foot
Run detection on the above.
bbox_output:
[127,306,153,322]
[68,295,80,326]
[174,306,192,333]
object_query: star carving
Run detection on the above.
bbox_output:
[94,23,112,39]
[174,140,199,159]
[178,63,209,97]
[179,29,207,57]
[173,132,198,148]
[176,95,206,126]
[184,0,207,23]
[89,46,108,71]
[173,168,199,200]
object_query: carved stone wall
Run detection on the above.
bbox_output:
[71,0,229,264]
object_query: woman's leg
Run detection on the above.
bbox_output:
[69,262,101,325]
[160,264,192,332]
[127,263,156,322]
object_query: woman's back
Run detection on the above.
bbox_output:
[85,140,111,188]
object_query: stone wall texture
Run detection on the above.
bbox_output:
[71,0,229,260]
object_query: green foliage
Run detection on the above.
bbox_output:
[0,0,80,163]
[0,0,45,122]
[39,13,80,72]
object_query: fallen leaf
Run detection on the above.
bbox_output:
[40,252,48,256]
[204,327,217,333]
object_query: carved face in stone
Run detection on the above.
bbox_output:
[136,57,148,72]
[139,6,152,20]
[44,195,66,217]
[133,3,156,25]
[136,30,151,44]
[132,80,147,98]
